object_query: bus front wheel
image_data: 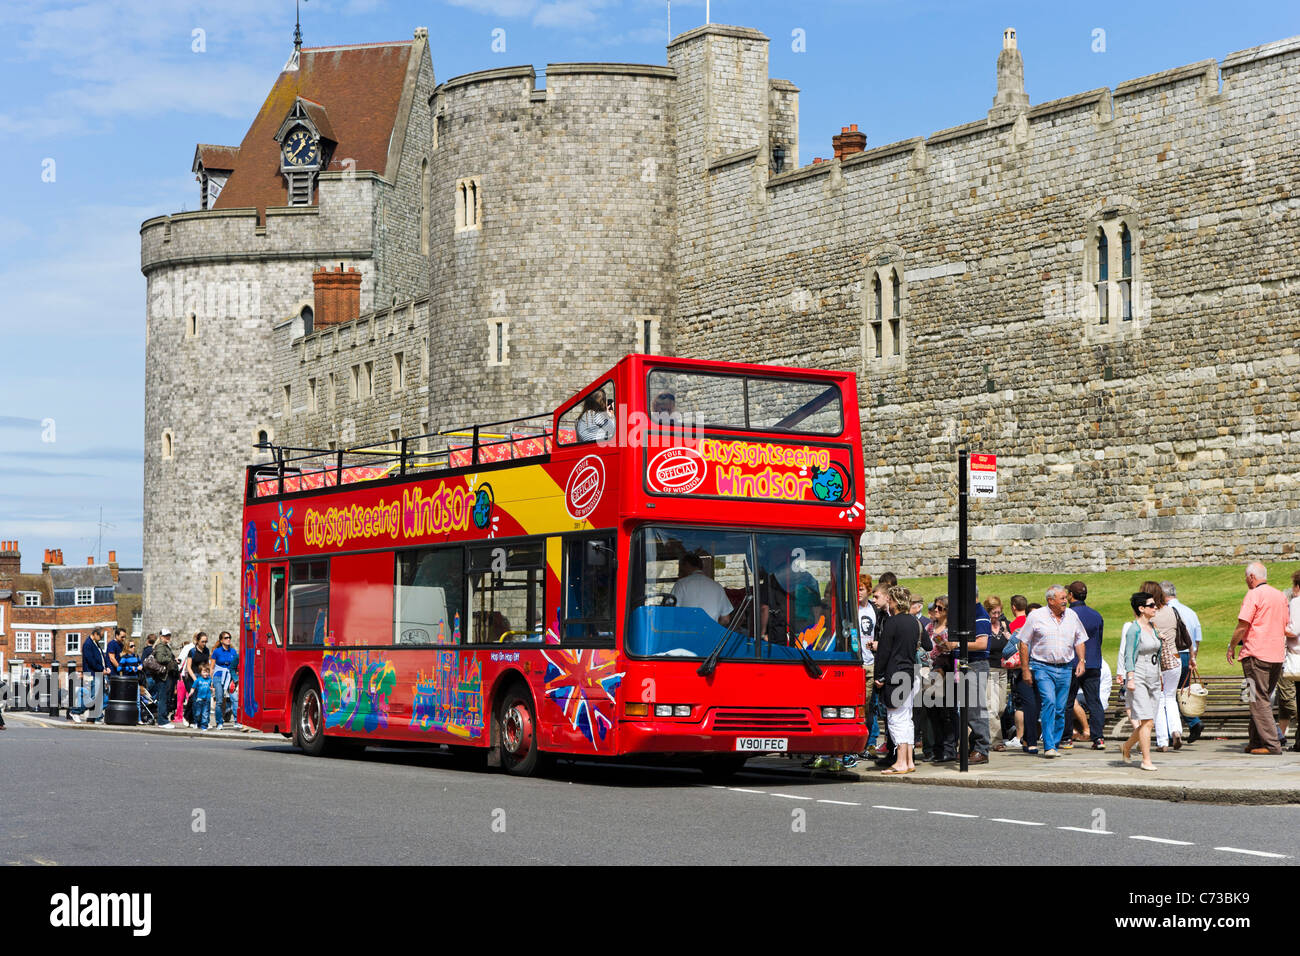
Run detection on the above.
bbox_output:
[497,685,540,776]
[294,683,327,757]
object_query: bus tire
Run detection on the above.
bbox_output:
[497,684,541,776]
[294,682,327,757]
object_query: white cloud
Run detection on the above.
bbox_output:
[443,0,540,16]
[532,0,617,29]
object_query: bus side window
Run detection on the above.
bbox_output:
[289,560,329,646]
[467,543,545,643]
[561,534,615,644]
[395,547,464,645]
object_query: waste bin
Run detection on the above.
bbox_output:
[106,674,139,726]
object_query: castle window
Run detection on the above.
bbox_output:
[393,352,405,393]
[283,385,292,417]
[329,372,338,410]
[456,178,481,232]
[161,430,174,461]
[864,264,906,367]
[187,313,197,338]
[257,428,270,448]
[308,377,318,412]
[1085,216,1142,336]
[635,316,660,355]
[300,305,314,335]
[349,365,360,401]
[890,269,902,355]
[487,320,509,366]
[210,572,222,610]
[1119,223,1133,322]
[1096,228,1109,324]
[364,361,375,399]
[421,336,429,381]
[870,275,883,359]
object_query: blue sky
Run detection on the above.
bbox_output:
[0,0,1294,570]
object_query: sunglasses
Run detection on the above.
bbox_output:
[1142,603,1156,609]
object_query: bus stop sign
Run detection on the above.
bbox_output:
[970,454,997,498]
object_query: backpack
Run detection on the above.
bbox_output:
[1171,606,1193,653]
[142,654,166,680]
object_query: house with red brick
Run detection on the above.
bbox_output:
[0,542,120,688]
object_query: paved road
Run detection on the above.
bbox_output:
[1,720,1295,865]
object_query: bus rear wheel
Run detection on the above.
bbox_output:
[497,685,541,776]
[294,682,327,757]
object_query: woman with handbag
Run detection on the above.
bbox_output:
[923,597,953,763]
[1121,592,1162,771]
[1143,582,1183,751]
[876,586,922,775]
[985,596,1012,751]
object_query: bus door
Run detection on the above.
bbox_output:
[260,563,288,715]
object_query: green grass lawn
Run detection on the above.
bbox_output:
[896,561,1300,676]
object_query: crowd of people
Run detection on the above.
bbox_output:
[822,563,1300,774]
[68,627,241,730]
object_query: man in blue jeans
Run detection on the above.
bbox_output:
[80,627,108,722]
[1068,581,1106,749]
[1018,585,1088,758]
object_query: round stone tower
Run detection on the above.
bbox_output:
[426,63,678,430]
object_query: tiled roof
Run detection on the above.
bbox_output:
[116,569,143,596]
[49,566,114,589]
[193,144,240,173]
[211,41,415,215]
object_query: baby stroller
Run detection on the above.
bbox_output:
[138,683,159,726]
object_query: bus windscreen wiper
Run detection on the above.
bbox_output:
[788,628,824,679]
[697,593,751,678]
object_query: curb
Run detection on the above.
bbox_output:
[748,758,1300,805]
[5,711,280,744]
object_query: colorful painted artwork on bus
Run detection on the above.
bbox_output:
[272,502,294,554]
[541,649,624,747]
[410,650,484,739]
[322,649,396,733]
[241,521,260,721]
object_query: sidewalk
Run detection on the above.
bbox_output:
[752,738,1300,805]
[5,710,280,744]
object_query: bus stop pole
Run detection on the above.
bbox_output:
[958,450,968,773]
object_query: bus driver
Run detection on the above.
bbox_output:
[670,552,733,626]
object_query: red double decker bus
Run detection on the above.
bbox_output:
[239,355,868,776]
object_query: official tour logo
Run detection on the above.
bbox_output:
[645,446,707,495]
[565,455,605,520]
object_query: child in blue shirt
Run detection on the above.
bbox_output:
[188,662,215,731]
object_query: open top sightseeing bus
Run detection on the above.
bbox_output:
[239,354,868,776]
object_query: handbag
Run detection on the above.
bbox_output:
[1170,606,1193,652]
[1177,662,1208,718]
[1001,647,1021,669]
[1283,650,1300,682]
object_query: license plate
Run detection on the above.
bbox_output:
[735,737,788,752]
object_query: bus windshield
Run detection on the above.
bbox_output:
[627,526,858,662]
[646,369,843,435]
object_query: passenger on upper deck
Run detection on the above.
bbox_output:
[670,552,733,626]
[651,391,682,426]
[576,391,616,442]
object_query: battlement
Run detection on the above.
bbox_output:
[433,60,674,110]
[140,173,383,274]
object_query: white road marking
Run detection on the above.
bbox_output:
[871,805,918,812]
[1214,846,1287,859]
[770,793,813,800]
[728,788,767,794]
[816,799,861,806]
[1129,835,1194,846]
[929,810,979,818]
[991,818,1044,826]
[1058,826,1112,835]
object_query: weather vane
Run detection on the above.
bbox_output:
[294,0,308,51]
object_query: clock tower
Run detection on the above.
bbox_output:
[274,98,334,205]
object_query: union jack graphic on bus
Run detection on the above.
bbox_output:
[541,649,624,746]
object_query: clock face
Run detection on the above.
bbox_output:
[282,129,320,168]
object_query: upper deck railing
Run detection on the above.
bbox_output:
[247,412,562,500]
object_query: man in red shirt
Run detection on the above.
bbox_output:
[1228,561,1288,755]
[1008,594,1028,636]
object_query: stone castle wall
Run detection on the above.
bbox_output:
[669,29,1300,574]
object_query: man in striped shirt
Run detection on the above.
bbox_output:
[1018,585,1088,757]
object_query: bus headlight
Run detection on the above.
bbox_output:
[821,706,857,719]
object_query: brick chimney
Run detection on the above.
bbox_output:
[832,124,866,160]
[0,541,19,578]
[42,548,63,571]
[312,264,363,327]
[108,550,119,583]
